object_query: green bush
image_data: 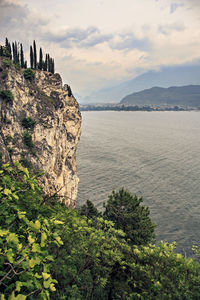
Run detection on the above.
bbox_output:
[1,70,8,79]
[2,58,13,67]
[21,117,36,130]
[0,90,14,103]
[23,68,35,81]
[23,131,34,149]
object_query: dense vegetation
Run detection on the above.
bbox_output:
[0,161,200,299]
[0,38,55,73]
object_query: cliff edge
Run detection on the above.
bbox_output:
[0,57,81,208]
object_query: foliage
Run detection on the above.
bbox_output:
[79,199,102,220]
[1,70,8,79]
[0,162,63,299]
[0,90,14,104]
[0,162,200,299]
[2,59,13,68]
[23,132,34,149]
[23,68,35,82]
[103,188,156,246]
[21,117,36,131]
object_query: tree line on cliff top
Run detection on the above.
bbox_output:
[0,38,55,73]
[0,157,200,299]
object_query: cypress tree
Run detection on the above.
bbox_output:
[47,54,50,72]
[52,59,55,74]
[0,46,3,56]
[33,40,37,69]
[5,37,9,50]
[5,38,12,59]
[43,54,48,71]
[8,42,12,60]
[38,47,43,70]
[24,61,27,69]
[12,42,16,64]
[49,57,52,73]
[20,43,24,68]
[30,46,33,69]
[14,41,19,64]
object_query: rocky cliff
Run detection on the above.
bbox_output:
[0,57,81,208]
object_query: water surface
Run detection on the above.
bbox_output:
[77,111,200,255]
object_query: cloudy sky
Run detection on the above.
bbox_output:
[0,0,200,96]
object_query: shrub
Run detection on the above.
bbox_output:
[23,131,34,149]
[1,70,8,79]
[2,58,13,67]
[0,90,14,103]
[21,117,36,130]
[23,68,35,81]
[15,62,21,70]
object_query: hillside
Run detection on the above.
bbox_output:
[120,85,200,107]
[83,64,200,104]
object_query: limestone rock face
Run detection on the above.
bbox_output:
[0,58,81,208]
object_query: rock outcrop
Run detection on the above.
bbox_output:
[0,57,81,208]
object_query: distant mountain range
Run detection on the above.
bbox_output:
[120,85,200,107]
[82,64,200,104]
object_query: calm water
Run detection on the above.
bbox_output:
[77,111,200,255]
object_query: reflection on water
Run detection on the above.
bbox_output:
[77,111,200,255]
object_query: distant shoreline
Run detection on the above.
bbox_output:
[80,105,199,112]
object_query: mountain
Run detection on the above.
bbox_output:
[83,64,200,104]
[120,85,200,107]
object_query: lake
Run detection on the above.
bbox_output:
[77,111,200,255]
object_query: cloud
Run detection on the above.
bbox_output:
[0,0,49,44]
[109,32,151,52]
[170,2,184,14]
[45,27,113,48]
[158,22,185,35]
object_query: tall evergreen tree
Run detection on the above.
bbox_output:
[8,42,12,60]
[52,59,55,74]
[14,41,19,64]
[47,54,50,72]
[5,37,9,51]
[24,61,27,69]
[38,47,43,70]
[0,46,3,56]
[20,44,24,68]
[33,40,37,69]
[12,42,16,64]
[30,45,33,69]
[5,38,12,59]
[43,54,48,71]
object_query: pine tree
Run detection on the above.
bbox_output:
[38,47,43,70]
[33,40,37,69]
[20,44,24,68]
[30,45,33,69]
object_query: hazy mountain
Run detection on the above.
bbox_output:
[120,85,200,107]
[83,64,200,104]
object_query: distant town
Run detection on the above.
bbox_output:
[80,104,199,112]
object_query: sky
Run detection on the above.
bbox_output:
[0,0,200,97]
